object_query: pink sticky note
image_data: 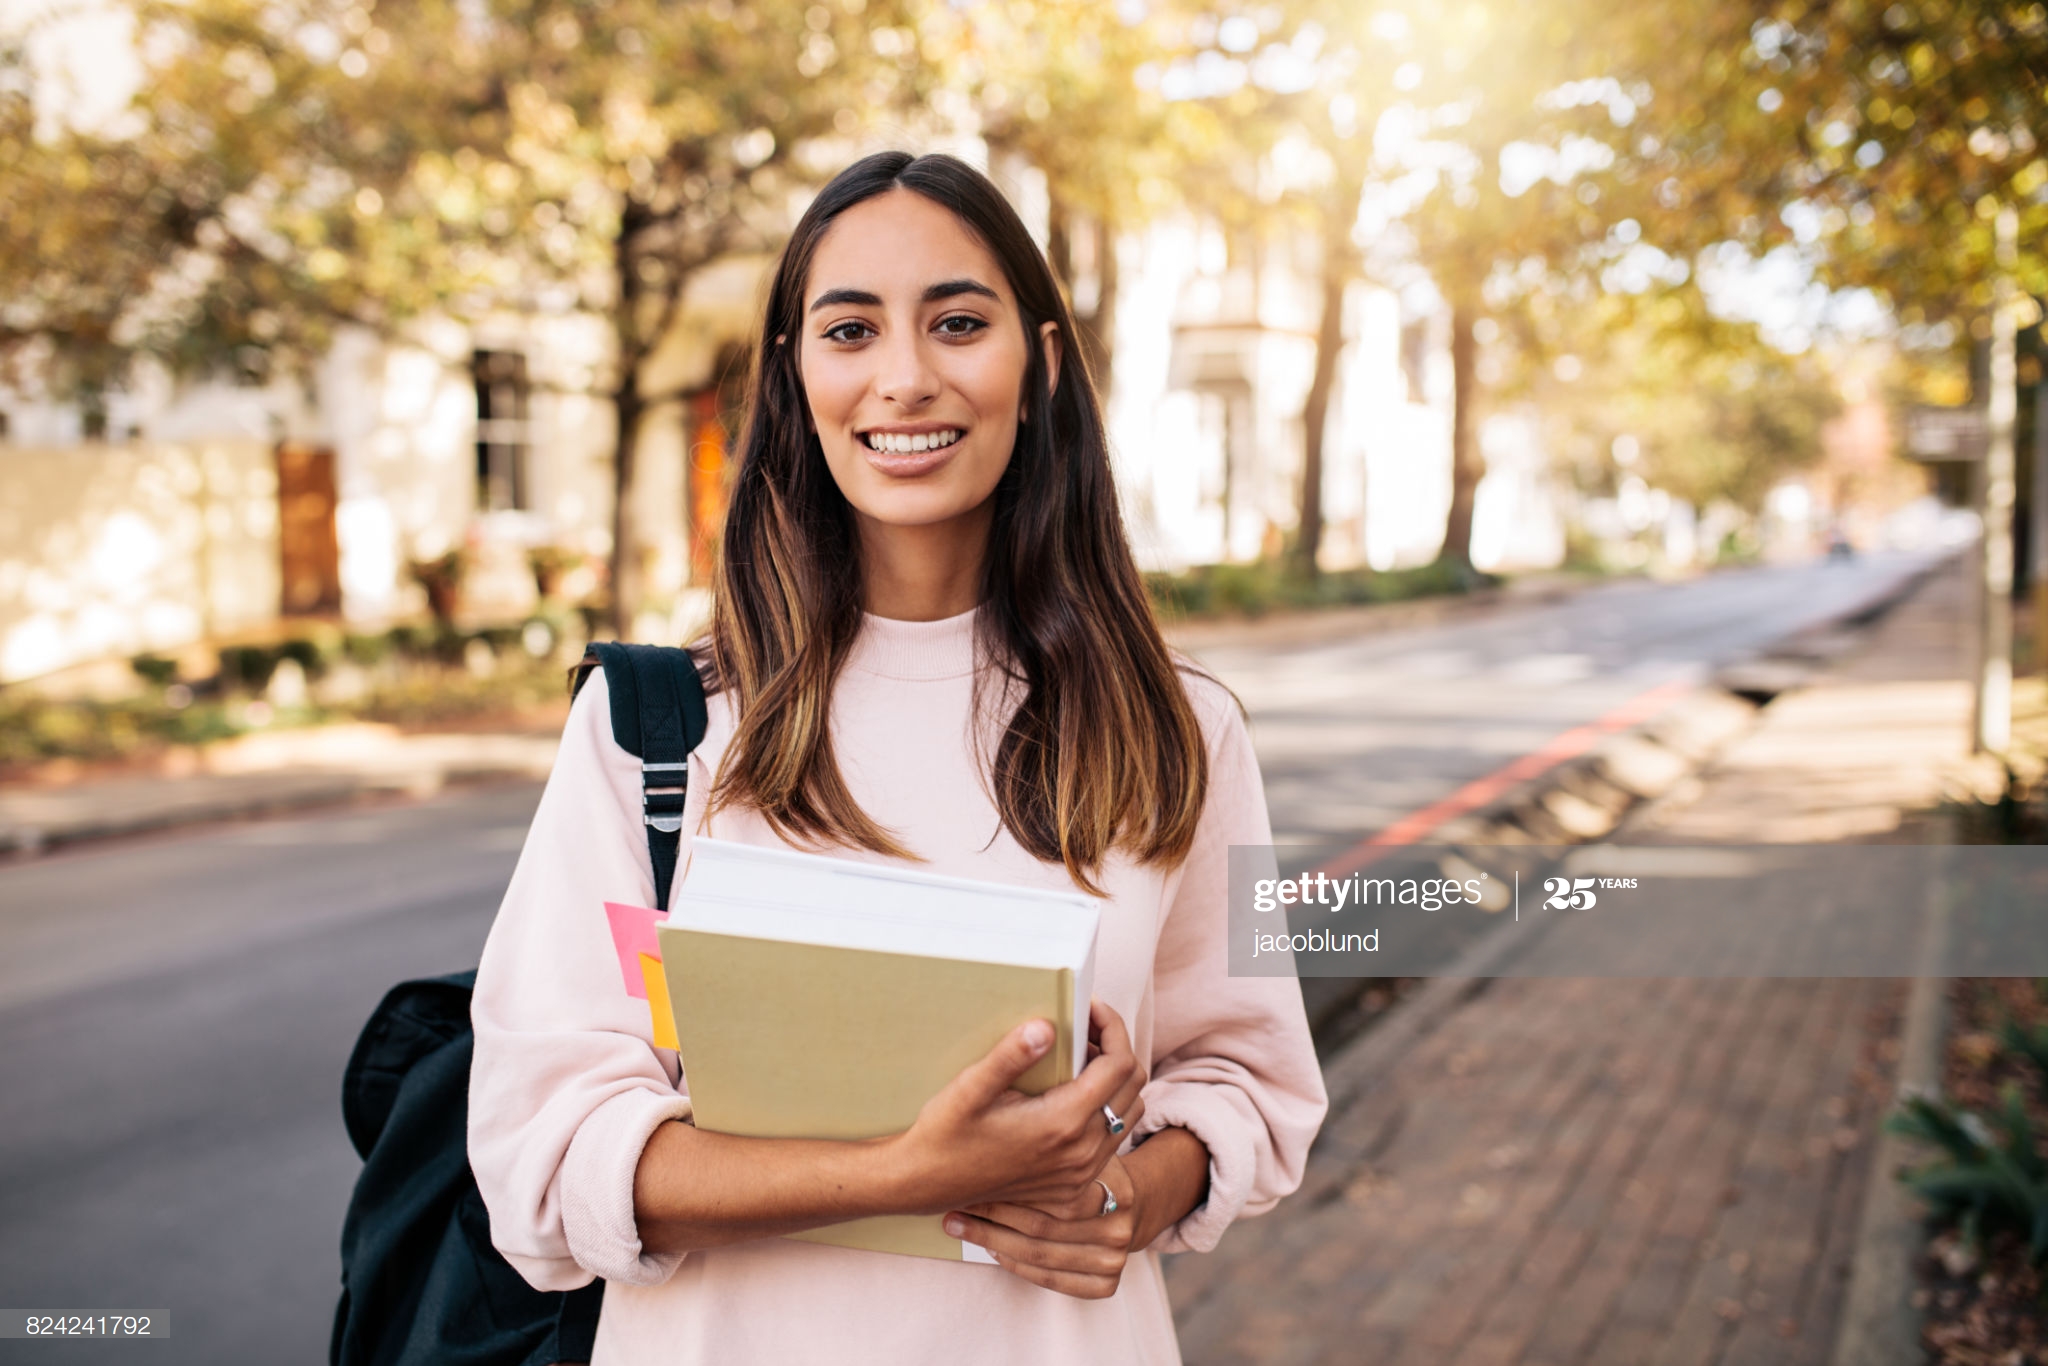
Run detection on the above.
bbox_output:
[604,901,665,999]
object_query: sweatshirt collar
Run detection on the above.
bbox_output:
[844,604,981,681]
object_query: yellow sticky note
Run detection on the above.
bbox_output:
[639,953,679,1050]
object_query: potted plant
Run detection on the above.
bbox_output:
[527,545,583,602]
[407,549,469,628]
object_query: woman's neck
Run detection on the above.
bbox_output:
[855,502,992,621]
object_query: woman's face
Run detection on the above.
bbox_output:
[798,188,1058,534]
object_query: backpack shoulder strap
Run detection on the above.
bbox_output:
[577,643,710,912]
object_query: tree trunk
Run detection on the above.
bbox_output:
[1045,197,1117,403]
[1440,297,1484,570]
[609,385,643,636]
[1295,250,1346,579]
[1046,198,1073,295]
[609,205,648,637]
[1079,217,1118,401]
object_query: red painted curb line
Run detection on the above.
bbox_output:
[1313,678,1697,880]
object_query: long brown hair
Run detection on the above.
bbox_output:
[707,151,1207,892]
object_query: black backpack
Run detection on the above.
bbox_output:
[332,643,710,1366]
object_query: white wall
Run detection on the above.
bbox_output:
[0,440,279,683]
[1471,410,1567,572]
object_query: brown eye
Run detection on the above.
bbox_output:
[935,315,987,338]
[823,321,874,343]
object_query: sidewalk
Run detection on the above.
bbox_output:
[0,722,560,853]
[1168,562,1997,1366]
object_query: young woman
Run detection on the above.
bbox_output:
[468,151,1326,1365]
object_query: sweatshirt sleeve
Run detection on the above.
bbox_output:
[468,669,697,1291]
[1133,675,1329,1255]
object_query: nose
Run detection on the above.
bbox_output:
[873,327,939,411]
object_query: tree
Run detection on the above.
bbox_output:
[956,0,1235,404]
[2,1,523,399]
[1361,0,1662,571]
[1135,2,1400,577]
[1509,293,1841,521]
[1244,8,1395,579]
[1610,0,2046,321]
[4,0,931,632]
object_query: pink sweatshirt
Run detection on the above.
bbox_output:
[469,607,1327,1365]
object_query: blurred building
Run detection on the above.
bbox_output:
[0,258,761,683]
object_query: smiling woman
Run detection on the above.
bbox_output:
[709,155,1216,886]
[467,152,1327,1366]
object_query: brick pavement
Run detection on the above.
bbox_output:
[1168,563,1989,1366]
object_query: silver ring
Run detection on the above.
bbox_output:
[1102,1104,1126,1137]
[1095,1178,1119,1217]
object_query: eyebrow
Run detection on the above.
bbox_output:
[807,278,1001,314]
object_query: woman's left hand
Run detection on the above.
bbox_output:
[944,1154,1140,1299]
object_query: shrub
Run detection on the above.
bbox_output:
[130,654,178,687]
[1145,558,1497,621]
[276,636,330,679]
[1888,1085,2048,1263]
[2002,1017,2048,1080]
[217,645,280,692]
[342,632,394,667]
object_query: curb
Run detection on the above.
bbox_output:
[1827,829,1954,1366]
[0,772,416,857]
[0,737,559,857]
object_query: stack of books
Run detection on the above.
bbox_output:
[605,838,1101,1262]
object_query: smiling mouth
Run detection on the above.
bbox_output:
[861,428,964,454]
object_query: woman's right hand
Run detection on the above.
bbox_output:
[887,999,1146,1215]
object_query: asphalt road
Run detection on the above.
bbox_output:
[0,790,540,1364]
[1216,551,1936,860]
[0,550,1937,1364]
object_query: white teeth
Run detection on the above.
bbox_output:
[865,429,961,454]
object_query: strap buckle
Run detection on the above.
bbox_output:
[642,760,688,833]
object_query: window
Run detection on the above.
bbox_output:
[473,350,531,511]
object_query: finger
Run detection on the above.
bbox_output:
[962,1199,1109,1239]
[948,1018,1056,1111]
[1089,999,1131,1059]
[1052,1087,1143,1184]
[970,1178,1112,1212]
[946,1212,1126,1276]
[1078,1086,1144,1166]
[988,1252,1120,1300]
[1106,1072,1147,1131]
[990,1254,1121,1300]
[1065,1026,1138,1112]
